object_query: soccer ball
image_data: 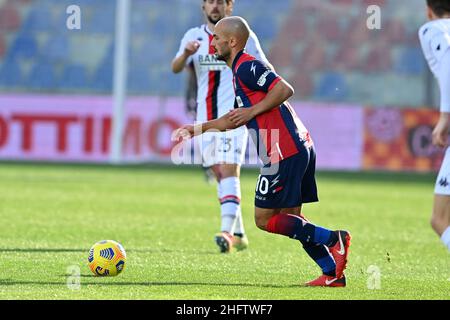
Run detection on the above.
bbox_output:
[88,240,126,276]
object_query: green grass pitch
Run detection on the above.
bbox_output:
[0,163,448,300]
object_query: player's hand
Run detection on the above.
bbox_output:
[228,108,255,127]
[172,125,195,142]
[184,41,201,56]
[432,115,450,148]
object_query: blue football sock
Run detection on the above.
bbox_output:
[266,214,337,247]
[303,243,336,276]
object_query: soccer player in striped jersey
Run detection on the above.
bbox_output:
[173,16,352,287]
[419,0,450,252]
[172,0,271,253]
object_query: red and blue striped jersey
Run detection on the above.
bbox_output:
[232,50,312,165]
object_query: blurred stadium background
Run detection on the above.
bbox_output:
[0,0,432,103]
[0,0,449,300]
[0,0,442,172]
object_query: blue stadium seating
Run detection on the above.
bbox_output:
[89,6,115,34]
[251,18,278,41]
[314,72,349,101]
[128,67,151,93]
[99,42,115,68]
[92,62,113,92]
[27,62,57,90]
[59,64,88,90]
[44,35,69,62]
[130,40,172,72]
[152,15,178,38]
[394,47,426,75]
[0,58,22,87]
[130,9,151,34]
[130,42,154,69]
[9,33,38,59]
[270,0,293,11]
[22,5,53,32]
[161,71,185,94]
[0,0,432,108]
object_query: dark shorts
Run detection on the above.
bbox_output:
[254,145,318,209]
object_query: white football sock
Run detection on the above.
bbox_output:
[219,177,242,234]
[234,207,245,236]
[216,181,222,200]
[216,182,233,232]
[440,226,450,252]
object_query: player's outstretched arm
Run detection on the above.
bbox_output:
[172,114,238,141]
[172,40,200,73]
[432,50,450,148]
[228,79,294,127]
[432,113,450,148]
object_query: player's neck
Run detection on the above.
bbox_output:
[430,11,450,20]
[226,52,236,68]
[206,22,215,34]
[432,14,450,20]
[227,49,241,68]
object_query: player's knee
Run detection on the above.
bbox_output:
[254,215,268,231]
[219,165,240,179]
[430,214,445,233]
[430,207,450,234]
[211,165,222,181]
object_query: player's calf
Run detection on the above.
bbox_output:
[431,195,450,251]
[430,214,449,235]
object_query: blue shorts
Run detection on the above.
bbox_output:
[254,145,318,209]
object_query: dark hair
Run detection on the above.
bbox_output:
[427,0,450,16]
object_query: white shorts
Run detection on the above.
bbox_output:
[196,126,248,167]
[435,147,450,195]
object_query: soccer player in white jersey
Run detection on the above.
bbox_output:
[171,0,271,253]
[419,0,450,253]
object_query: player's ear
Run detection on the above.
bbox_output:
[228,36,236,48]
[226,2,233,15]
[427,6,435,20]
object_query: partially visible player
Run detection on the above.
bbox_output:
[173,16,352,286]
[419,0,450,252]
[172,0,271,253]
[184,63,217,184]
[185,63,198,119]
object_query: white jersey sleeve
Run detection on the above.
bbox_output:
[175,27,197,66]
[245,29,269,65]
[419,19,450,112]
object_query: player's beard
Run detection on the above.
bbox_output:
[207,12,223,25]
[215,53,226,61]
[215,50,229,62]
[208,16,220,24]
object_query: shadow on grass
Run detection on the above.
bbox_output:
[0,160,437,185]
[0,278,299,289]
[0,248,87,253]
[316,170,435,185]
[0,248,217,255]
